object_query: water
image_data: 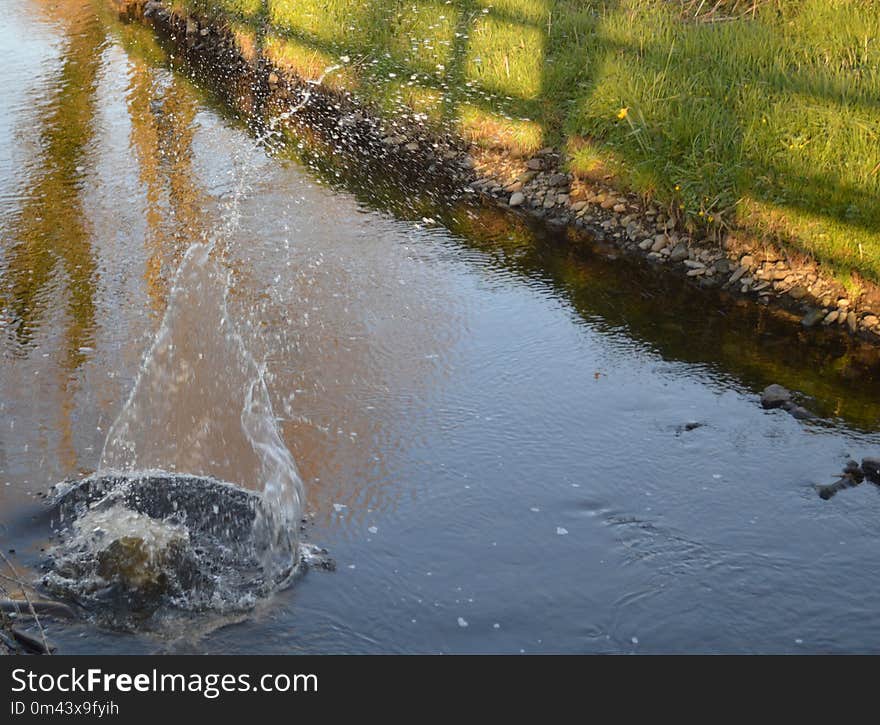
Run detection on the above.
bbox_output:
[3,0,880,653]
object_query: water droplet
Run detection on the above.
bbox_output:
[556,527,568,536]
[458,617,468,628]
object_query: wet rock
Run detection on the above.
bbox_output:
[823,310,839,325]
[817,461,865,500]
[788,285,807,300]
[760,384,792,409]
[782,403,813,420]
[801,309,825,328]
[862,458,880,484]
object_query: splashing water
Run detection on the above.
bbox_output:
[92,136,302,593]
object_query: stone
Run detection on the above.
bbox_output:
[613,203,627,213]
[863,314,879,328]
[504,182,523,193]
[543,197,556,209]
[760,384,792,409]
[268,72,279,86]
[728,266,747,285]
[846,311,858,333]
[570,201,588,212]
[525,158,544,171]
[507,192,525,207]
[547,173,568,187]
[651,235,667,253]
[638,239,654,250]
[740,255,755,269]
[837,298,850,308]
[801,309,825,328]
[713,259,731,275]
[557,193,570,205]
[683,260,705,269]
[823,310,839,325]
[788,286,807,300]
[404,142,420,152]
[669,243,689,263]
[862,458,880,483]
[686,268,706,277]
[600,197,616,210]
[518,170,537,183]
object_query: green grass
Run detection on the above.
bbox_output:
[180,0,880,283]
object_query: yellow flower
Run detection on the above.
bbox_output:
[674,184,681,191]
[708,215,714,223]
[617,107,629,120]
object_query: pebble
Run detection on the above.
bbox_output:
[508,192,525,207]
[525,158,543,170]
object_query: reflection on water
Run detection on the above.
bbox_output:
[2,0,880,653]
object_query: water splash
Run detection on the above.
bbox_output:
[97,143,303,587]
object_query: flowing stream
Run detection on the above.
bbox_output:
[3,0,880,653]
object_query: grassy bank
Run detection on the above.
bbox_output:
[179,0,880,284]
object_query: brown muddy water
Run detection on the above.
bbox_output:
[3,0,880,653]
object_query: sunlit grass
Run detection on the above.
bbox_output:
[183,0,880,282]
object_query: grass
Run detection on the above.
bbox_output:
[179,0,880,284]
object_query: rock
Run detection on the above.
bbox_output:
[782,402,813,420]
[525,158,544,171]
[268,72,279,86]
[638,239,654,251]
[740,255,755,269]
[862,458,880,483]
[713,259,731,275]
[760,384,792,409]
[543,197,556,209]
[570,200,588,212]
[823,310,839,325]
[557,193,569,205]
[508,192,525,207]
[547,173,568,187]
[863,314,879,328]
[788,285,807,300]
[801,309,825,328]
[613,203,627,213]
[459,156,476,169]
[600,197,616,210]
[404,142,420,152]
[728,266,747,285]
[837,298,850,308]
[686,268,706,277]
[650,235,667,252]
[669,243,689,263]
[504,181,523,193]
[683,260,705,269]
[846,311,858,333]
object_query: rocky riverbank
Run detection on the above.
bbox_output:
[120,0,880,345]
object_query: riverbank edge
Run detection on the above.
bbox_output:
[118,0,880,345]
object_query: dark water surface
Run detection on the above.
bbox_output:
[3,0,880,654]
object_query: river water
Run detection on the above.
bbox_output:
[3,0,880,653]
